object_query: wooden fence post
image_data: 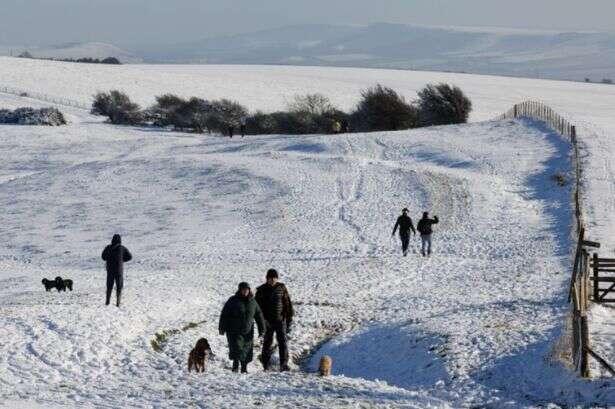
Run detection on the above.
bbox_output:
[513,104,517,118]
[571,125,577,144]
[581,314,590,377]
[593,253,599,302]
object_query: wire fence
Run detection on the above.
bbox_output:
[0,84,90,110]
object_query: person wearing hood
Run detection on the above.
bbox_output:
[101,234,132,307]
[219,282,266,373]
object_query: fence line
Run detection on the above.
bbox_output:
[0,85,90,110]
[497,100,614,378]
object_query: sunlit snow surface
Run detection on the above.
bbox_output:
[0,59,613,408]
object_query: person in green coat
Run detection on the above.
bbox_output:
[219,282,266,373]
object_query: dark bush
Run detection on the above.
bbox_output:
[150,94,189,127]
[176,97,211,132]
[101,57,121,65]
[206,99,248,134]
[245,111,279,134]
[417,83,472,126]
[91,90,142,125]
[351,84,419,132]
[0,107,66,126]
[245,109,349,135]
[288,93,336,116]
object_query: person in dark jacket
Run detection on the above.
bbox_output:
[255,269,294,372]
[417,212,439,256]
[101,234,132,307]
[219,282,266,373]
[392,208,416,256]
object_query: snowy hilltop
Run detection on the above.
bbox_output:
[0,59,614,408]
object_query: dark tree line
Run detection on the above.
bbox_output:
[91,82,472,135]
[18,52,121,65]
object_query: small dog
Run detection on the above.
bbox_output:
[188,338,212,373]
[318,355,332,376]
[42,276,73,292]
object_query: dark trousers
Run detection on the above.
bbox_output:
[400,232,410,254]
[106,272,123,306]
[262,320,288,367]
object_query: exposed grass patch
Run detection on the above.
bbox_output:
[151,320,207,352]
[551,172,568,187]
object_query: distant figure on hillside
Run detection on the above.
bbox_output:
[255,269,294,372]
[219,282,265,374]
[392,208,416,256]
[341,119,349,133]
[417,212,439,257]
[101,234,132,307]
[332,120,342,134]
[228,125,234,138]
[240,117,247,138]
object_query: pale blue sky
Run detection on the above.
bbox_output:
[1,0,613,45]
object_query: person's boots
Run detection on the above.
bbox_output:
[105,289,112,306]
[259,357,269,371]
[280,363,290,372]
[232,360,239,373]
[116,291,121,307]
[240,361,248,374]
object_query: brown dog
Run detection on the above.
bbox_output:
[318,355,332,376]
[188,338,212,373]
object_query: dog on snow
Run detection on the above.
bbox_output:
[42,276,73,292]
[318,355,332,376]
[188,338,212,373]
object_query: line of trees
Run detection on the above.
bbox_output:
[91,83,472,135]
[18,52,121,65]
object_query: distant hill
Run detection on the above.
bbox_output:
[0,42,142,64]
[136,23,615,82]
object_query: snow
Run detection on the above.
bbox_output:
[0,59,614,407]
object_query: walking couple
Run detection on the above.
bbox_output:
[218,269,294,374]
[392,209,439,257]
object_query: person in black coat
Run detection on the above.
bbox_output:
[255,269,294,372]
[417,212,439,256]
[392,208,416,256]
[101,234,132,307]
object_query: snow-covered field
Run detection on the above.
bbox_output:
[0,59,614,408]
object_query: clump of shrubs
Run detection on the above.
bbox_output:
[243,94,348,135]
[351,84,419,132]
[417,83,472,126]
[91,91,142,125]
[147,95,248,134]
[90,83,472,135]
[0,107,66,126]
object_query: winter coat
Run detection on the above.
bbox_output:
[219,293,266,362]
[101,236,132,276]
[417,216,439,235]
[255,282,294,324]
[392,215,416,236]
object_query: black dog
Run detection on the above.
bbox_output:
[42,276,73,292]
